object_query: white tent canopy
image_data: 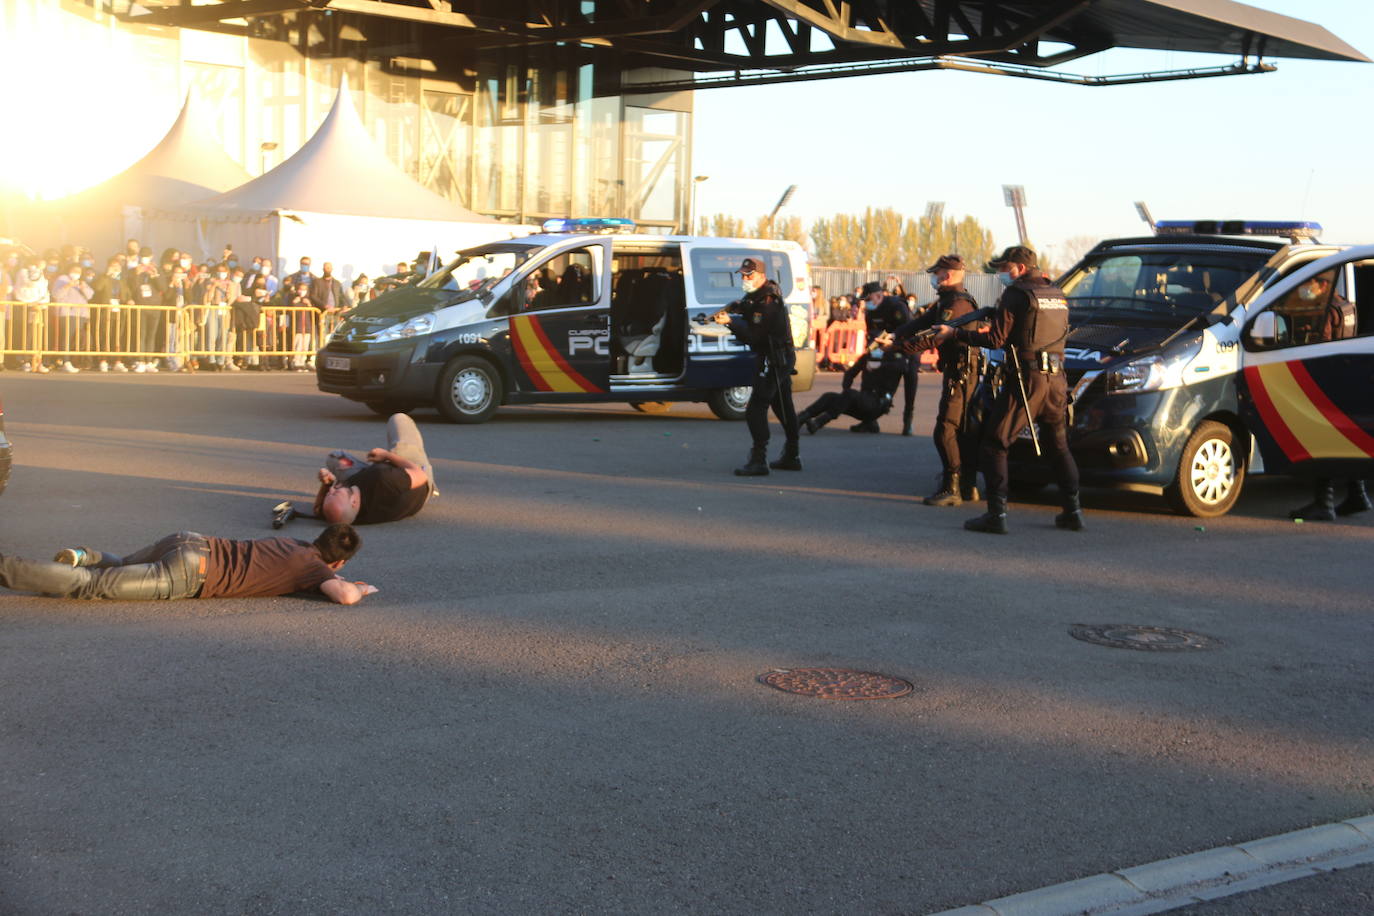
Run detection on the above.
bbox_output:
[144,76,522,280]
[18,89,252,257]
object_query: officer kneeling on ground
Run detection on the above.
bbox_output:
[714,257,801,477]
[796,332,910,435]
[930,246,1083,534]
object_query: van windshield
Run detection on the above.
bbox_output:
[419,243,540,298]
[1061,249,1268,320]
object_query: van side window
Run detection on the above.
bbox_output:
[522,246,601,312]
[1264,268,1355,348]
[688,249,792,305]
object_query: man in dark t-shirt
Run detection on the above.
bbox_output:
[0,524,374,605]
[291,413,435,526]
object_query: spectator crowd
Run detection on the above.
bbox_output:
[0,238,424,374]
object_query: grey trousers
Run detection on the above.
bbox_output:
[0,532,210,600]
[326,413,436,498]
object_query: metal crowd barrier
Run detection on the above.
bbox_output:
[0,302,344,369]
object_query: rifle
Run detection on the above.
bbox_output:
[892,306,995,354]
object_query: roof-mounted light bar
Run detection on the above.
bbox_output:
[1155,220,1322,242]
[541,217,636,235]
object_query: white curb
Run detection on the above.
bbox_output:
[928,814,1374,916]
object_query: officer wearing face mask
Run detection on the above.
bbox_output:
[859,281,917,434]
[795,334,911,435]
[930,245,1081,534]
[892,254,983,505]
[713,257,801,476]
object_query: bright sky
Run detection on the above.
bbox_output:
[691,0,1374,261]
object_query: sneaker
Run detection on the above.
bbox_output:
[99,360,110,372]
[61,361,80,373]
[226,361,241,371]
[112,361,129,373]
[22,363,31,372]
[34,363,50,374]
[133,362,147,373]
[53,547,89,567]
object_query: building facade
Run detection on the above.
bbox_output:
[5,0,693,233]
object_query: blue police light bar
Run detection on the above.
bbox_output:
[1154,220,1322,240]
[540,217,636,234]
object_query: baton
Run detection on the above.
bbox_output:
[1004,347,1041,457]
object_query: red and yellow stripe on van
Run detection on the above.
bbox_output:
[1243,361,1374,463]
[509,314,602,393]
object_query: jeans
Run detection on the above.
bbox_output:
[0,532,210,600]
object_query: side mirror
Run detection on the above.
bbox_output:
[1246,311,1284,348]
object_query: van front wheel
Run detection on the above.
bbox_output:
[1166,420,1245,517]
[708,386,751,421]
[438,356,502,424]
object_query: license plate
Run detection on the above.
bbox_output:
[324,357,350,370]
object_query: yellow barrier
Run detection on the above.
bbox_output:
[0,302,345,370]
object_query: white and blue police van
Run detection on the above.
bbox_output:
[1011,220,1374,516]
[317,218,815,422]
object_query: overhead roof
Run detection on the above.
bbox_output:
[183,75,495,223]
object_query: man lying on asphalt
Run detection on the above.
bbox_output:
[276,413,437,528]
[0,524,375,605]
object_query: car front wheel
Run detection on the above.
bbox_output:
[437,356,503,424]
[1166,420,1245,517]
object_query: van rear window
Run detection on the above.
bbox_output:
[689,249,793,305]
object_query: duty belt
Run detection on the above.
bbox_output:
[1017,351,1063,374]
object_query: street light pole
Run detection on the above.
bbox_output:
[1002,184,1028,246]
[691,175,709,235]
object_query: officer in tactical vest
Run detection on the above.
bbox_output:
[893,254,983,505]
[715,257,801,476]
[859,281,918,434]
[931,246,1083,534]
[795,335,911,434]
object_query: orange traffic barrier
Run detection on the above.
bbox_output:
[823,318,867,369]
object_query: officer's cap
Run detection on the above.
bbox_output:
[986,245,1037,271]
[859,281,883,299]
[925,254,967,274]
[739,257,766,277]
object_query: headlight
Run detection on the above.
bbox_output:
[1105,337,1202,393]
[372,313,435,342]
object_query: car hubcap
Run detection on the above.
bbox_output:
[454,369,491,412]
[725,386,751,410]
[1190,438,1234,505]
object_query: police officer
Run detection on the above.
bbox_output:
[893,254,982,505]
[931,246,1082,534]
[795,334,911,434]
[715,257,801,476]
[859,281,918,434]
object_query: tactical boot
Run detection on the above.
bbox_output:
[849,419,881,434]
[1054,492,1086,531]
[960,475,980,503]
[1289,479,1336,521]
[923,472,961,507]
[734,447,770,477]
[964,496,1008,535]
[1336,480,1372,516]
[769,442,803,471]
[901,411,914,437]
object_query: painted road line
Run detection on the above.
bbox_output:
[929,814,1374,916]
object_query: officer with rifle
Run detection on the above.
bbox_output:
[714,257,801,476]
[892,254,984,505]
[930,246,1083,534]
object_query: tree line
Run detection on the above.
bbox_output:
[697,207,999,272]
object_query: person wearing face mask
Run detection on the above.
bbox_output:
[200,262,239,371]
[713,257,801,476]
[124,247,165,373]
[50,264,94,373]
[892,254,983,504]
[161,267,192,372]
[290,257,317,291]
[858,281,917,435]
[795,333,912,435]
[14,259,51,373]
[91,257,130,372]
[931,245,1081,534]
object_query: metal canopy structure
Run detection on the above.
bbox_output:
[128,0,1368,90]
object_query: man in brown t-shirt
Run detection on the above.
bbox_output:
[0,524,374,605]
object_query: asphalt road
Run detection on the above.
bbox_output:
[0,370,1370,915]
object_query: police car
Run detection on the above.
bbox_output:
[316,219,815,422]
[1014,220,1373,516]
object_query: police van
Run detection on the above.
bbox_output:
[316,219,815,423]
[1018,220,1374,516]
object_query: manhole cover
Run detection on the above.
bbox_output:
[1069,624,1221,652]
[757,667,913,699]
